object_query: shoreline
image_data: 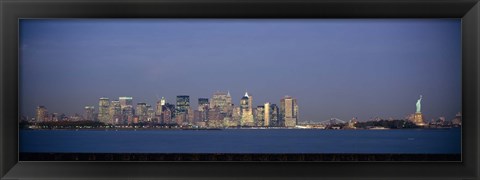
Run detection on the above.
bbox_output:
[20,127,460,131]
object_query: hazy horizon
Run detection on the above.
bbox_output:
[20,19,461,122]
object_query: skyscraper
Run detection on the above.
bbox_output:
[136,103,147,122]
[156,99,163,116]
[264,102,270,126]
[232,106,242,126]
[163,103,176,121]
[280,96,298,127]
[187,107,195,124]
[146,105,155,122]
[240,92,254,126]
[162,106,173,124]
[270,104,279,126]
[119,97,133,125]
[109,101,122,124]
[207,106,224,128]
[119,97,133,109]
[255,105,265,126]
[160,97,166,106]
[98,97,110,124]
[210,91,232,114]
[84,106,95,121]
[198,98,209,111]
[175,95,190,116]
[35,106,48,122]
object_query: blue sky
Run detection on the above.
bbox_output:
[19,19,461,122]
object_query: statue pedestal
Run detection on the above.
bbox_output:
[414,112,425,126]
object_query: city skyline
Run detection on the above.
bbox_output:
[20,19,461,122]
[27,91,458,123]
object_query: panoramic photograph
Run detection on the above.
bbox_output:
[19,19,461,161]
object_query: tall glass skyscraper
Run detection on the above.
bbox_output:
[35,105,48,122]
[240,92,254,126]
[98,97,110,124]
[198,98,209,111]
[119,97,133,109]
[109,101,121,124]
[83,106,95,121]
[280,96,298,127]
[210,91,232,114]
[175,95,190,116]
[136,102,148,122]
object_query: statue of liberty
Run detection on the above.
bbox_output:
[416,95,422,113]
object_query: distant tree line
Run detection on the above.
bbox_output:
[21,120,106,129]
[19,120,185,129]
[354,120,419,129]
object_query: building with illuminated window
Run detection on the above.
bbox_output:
[198,98,209,111]
[210,91,232,115]
[136,103,148,122]
[175,95,190,115]
[108,101,121,124]
[35,105,48,122]
[255,105,265,126]
[240,92,255,126]
[83,106,95,121]
[119,97,133,109]
[280,96,298,127]
[98,97,110,124]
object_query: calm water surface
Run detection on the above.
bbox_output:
[19,128,461,154]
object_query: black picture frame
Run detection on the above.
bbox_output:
[1,0,479,179]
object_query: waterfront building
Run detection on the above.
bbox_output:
[210,91,232,114]
[51,113,59,122]
[240,92,255,126]
[196,98,209,122]
[69,113,82,121]
[147,105,155,122]
[156,99,163,116]
[160,97,166,106]
[132,116,139,124]
[207,106,224,128]
[175,95,190,116]
[98,97,110,124]
[162,107,173,124]
[83,106,95,121]
[280,96,298,127]
[122,105,134,125]
[136,103,148,122]
[57,114,67,121]
[270,104,279,126]
[255,105,265,126]
[119,97,133,109]
[452,112,462,126]
[108,101,122,124]
[264,102,270,126]
[198,98,209,111]
[156,97,167,119]
[155,114,163,124]
[35,106,48,122]
[193,110,202,122]
[232,106,242,126]
[163,102,176,118]
[175,112,186,125]
[187,107,194,124]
